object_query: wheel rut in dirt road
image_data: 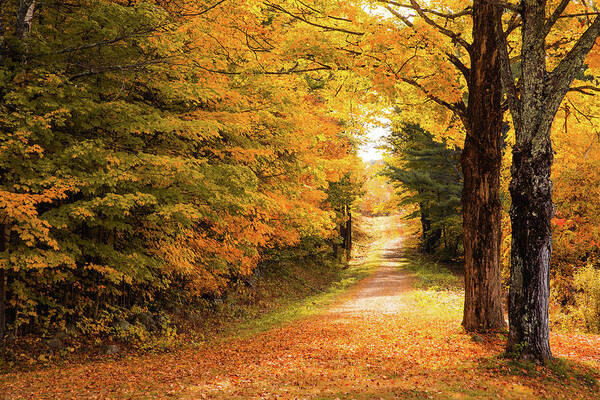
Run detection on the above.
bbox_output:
[329,235,414,316]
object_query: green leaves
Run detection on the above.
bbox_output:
[382,123,463,257]
[0,0,361,337]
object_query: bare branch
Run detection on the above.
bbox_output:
[495,11,521,131]
[568,85,600,95]
[556,12,600,19]
[384,5,413,27]
[401,77,467,118]
[195,61,338,76]
[446,52,470,83]
[180,0,228,17]
[263,1,365,36]
[295,0,354,23]
[505,12,522,35]
[407,0,471,52]
[377,1,472,19]
[544,0,570,36]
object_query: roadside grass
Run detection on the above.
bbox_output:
[394,237,464,320]
[3,219,599,400]
[214,253,382,341]
[194,214,389,343]
[397,235,600,397]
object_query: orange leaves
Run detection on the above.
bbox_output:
[0,189,70,250]
[587,38,600,69]
[5,223,599,399]
[552,217,567,228]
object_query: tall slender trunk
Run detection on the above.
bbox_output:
[16,0,36,39]
[461,0,506,332]
[0,223,8,337]
[0,0,7,59]
[496,0,600,360]
[345,207,352,258]
[0,269,5,337]
[419,206,431,253]
[506,1,553,360]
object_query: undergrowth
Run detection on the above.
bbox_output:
[1,218,385,373]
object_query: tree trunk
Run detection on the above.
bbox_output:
[16,0,36,39]
[506,1,553,360]
[0,0,7,59]
[340,206,347,251]
[345,208,352,258]
[461,0,506,332]
[507,124,553,360]
[0,223,8,337]
[0,269,5,337]
[494,0,600,360]
[419,204,439,254]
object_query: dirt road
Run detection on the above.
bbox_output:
[2,217,599,399]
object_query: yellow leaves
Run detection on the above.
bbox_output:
[225,147,274,163]
[84,263,125,281]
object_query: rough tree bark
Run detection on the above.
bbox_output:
[496,0,600,360]
[460,0,506,332]
[16,0,36,39]
[391,0,506,331]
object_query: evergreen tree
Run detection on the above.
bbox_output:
[382,123,462,257]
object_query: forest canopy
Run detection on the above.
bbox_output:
[0,0,599,366]
[0,0,366,338]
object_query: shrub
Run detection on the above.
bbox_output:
[570,264,600,333]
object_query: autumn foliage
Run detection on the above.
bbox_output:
[0,0,364,339]
[0,0,599,376]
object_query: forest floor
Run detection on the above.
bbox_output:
[1,216,600,399]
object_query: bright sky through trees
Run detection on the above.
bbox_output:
[359,123,390,162]
[1,0,600,394]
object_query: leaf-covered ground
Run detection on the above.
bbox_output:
[1,217,599,399]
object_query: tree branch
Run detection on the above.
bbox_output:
[568,85,600,95]
[543,0,570,36]
[407,0,471,52]
[495,11,521,131]
[384,5,413,27]
[547,16,600,106]
[401,77,466,118]
[49,24,166,57]
[377,1,472,19]
[69,59,169,80]
[195,62,337,76]
[556,12,600,19]
[446,52,470,83]
[295,0,354,23]
[263,1,365,36]
[180,0,228,17]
